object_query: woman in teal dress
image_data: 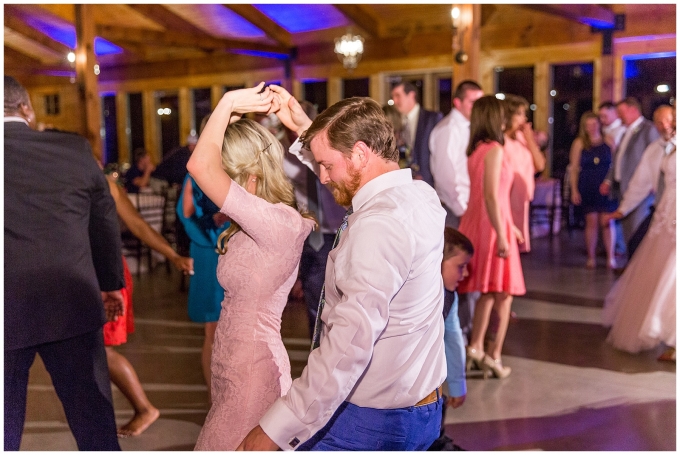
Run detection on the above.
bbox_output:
[177,174,229,402]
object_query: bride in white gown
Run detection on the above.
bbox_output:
[602,147,676,354]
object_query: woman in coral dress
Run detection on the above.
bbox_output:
[188,84,315,450]
[602,147,675,355]
[458,95,526,379]
[503,95,546,253]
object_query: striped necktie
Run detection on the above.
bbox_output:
[310,207,353,351]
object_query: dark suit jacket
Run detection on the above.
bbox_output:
[4,121,125,350]
[412,107,443,187]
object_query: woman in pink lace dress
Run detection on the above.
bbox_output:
[187,84,316,450]
[458,96,526,379]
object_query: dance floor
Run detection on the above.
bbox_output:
[21,231,675,450]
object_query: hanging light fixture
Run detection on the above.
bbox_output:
[334,31,364,70]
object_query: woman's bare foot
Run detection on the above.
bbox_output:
[117,407,160,437]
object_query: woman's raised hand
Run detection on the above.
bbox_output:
[224,82,275,115]
[268,85,313,137]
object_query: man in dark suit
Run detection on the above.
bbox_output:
[601,97,660,246]
[390,81,442,186]
[4,76,125,450]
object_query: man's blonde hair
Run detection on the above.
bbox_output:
[216,118,314,253]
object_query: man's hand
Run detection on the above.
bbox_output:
[236,425,280,451]
[446,394,466,409]
[599,180,611,196]
[102,290,124,322]
[269,85,313,137]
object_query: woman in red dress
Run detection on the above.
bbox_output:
[457,96,526,379]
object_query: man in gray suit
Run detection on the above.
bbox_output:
[600,97,660,245]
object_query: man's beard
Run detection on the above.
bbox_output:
[328,162,361,207]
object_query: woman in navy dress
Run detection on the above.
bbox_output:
[569,111,618,268]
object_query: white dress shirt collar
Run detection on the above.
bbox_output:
[4,116,29,125]
[625,115,644,134]
[603,118,622,135]
[352,168,413,213]
[451,108,469,127]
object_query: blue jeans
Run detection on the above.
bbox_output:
[296,398,443,451]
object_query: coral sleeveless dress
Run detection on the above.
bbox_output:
[458,141,526,296]
[103,257,134,346]
[194,183,315,451]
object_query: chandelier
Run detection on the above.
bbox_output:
[334,32,364,70]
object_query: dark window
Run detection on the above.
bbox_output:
[303,80,328,113]
[438,77,452,116]
[343,78,370,98]
[158,93,180,159]
[551,63,594,180]
[624,56,676,118]
[128,93,144,160]
[496,66,535,124]
[101,95,118,165]
[45,94,60,116]
[193,88,212,134]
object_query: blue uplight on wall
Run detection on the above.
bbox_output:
[254,5,349,33]
[24,16,121,56]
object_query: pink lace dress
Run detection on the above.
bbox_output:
[458,141,526,296]
[194,183,315,451]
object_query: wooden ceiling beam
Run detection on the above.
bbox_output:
[224,4,293,48]
[4,5,73,55]
[521,4,615,28]
[333,4,382,38]
[4,46,73,74]
[95,25,288,56]
[126,4,208,35]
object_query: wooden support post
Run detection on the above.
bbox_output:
[533,61,551,176]
[452,4,481,87]
[142,90,159,164]
[211,84,223,109]
[328,77,342,106]
[179,87,192,144]
[291,79,303,101]
[115,92,130,165]
[369,74,385,105]
[597,54,615,106]
[74,4,102,161]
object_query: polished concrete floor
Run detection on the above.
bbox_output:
[20,231,676,451]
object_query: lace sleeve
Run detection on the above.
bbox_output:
[220,182,305,248]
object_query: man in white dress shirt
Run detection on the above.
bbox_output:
[429,80,484,228]
[237,87,447,451]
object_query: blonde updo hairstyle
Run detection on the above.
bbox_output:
[215,118,314,254]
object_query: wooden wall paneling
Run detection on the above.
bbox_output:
[328,77,342,105]
[422,72,435,111]
[480,41,600,69]
[28,84,81,133]
[142,90,160,163]
[178,87,192,145]
[74,4,102,160]
[115,92,130,164]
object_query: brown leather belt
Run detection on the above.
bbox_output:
[415,385,443,406]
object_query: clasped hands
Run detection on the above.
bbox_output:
[221,82,313,136]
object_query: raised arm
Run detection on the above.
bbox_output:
[269,85,313,137]
[521,123,546,173]
[187,83,274,209]
[568,138,583,205]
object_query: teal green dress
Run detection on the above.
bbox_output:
[177,175,227,323]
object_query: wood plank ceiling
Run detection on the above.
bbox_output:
[4,4,459,80]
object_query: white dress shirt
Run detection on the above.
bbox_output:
[405,103,421,150]
[618,136,676,216]
[4,116,29,125]
[614,115,644,181]
[603,118,626,150]
[260,142,447,450]
[428,108,471,216]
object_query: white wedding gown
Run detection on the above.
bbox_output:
[602,150,676,353]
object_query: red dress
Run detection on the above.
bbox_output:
[103,257,134,346]
[458,141,526,296]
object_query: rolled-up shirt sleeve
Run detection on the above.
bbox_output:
[259,214,414,450]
